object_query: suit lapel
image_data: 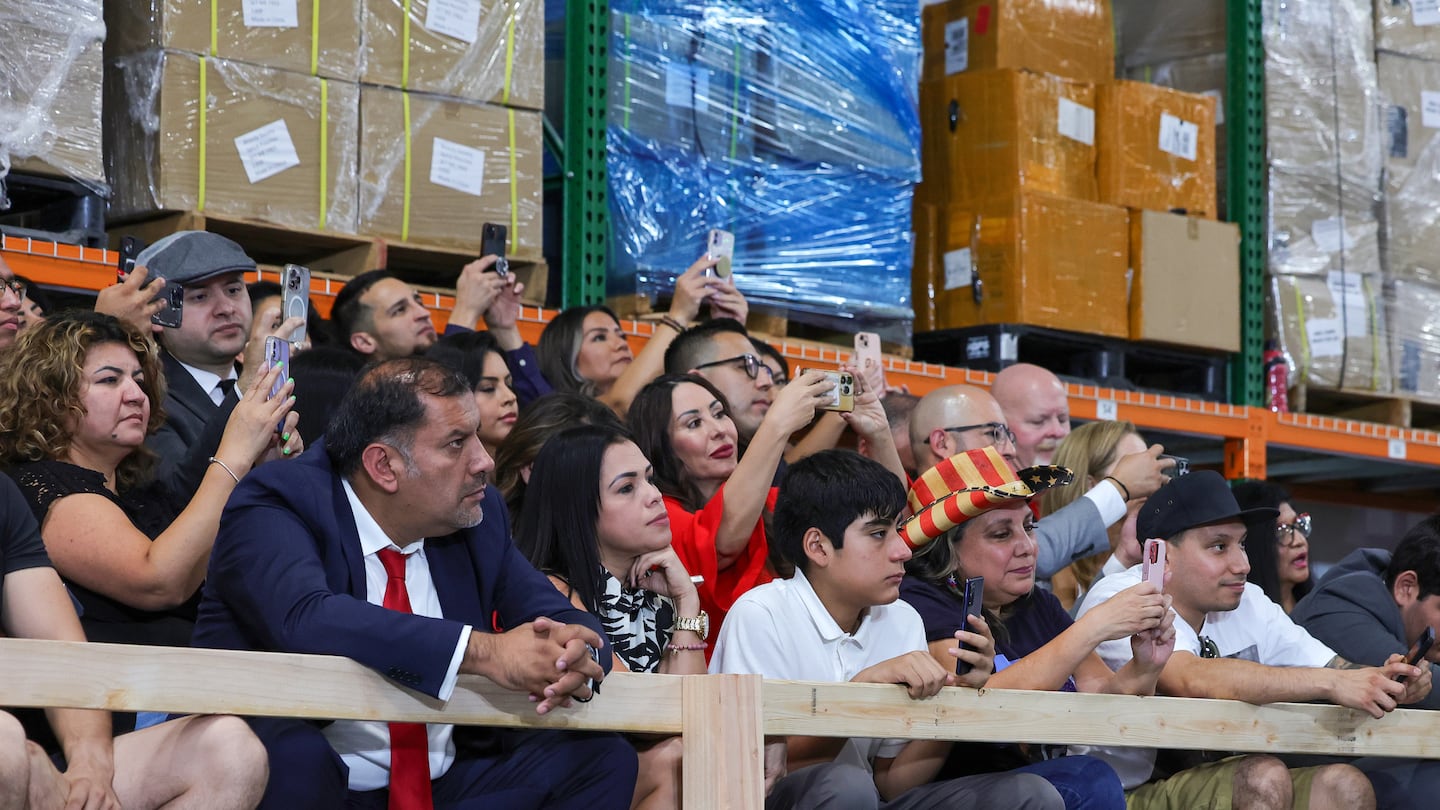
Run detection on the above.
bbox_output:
[161,351,221,422]
[326,470,369,598]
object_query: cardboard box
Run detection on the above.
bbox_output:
[1376,0,1440,62]
[934,192,1129,337]
[361,0,543,109]
[920,69,1097,206]
[105,0,361,81]
[1387,278,1440,402]
[921,0,1114,85]
[1129,210,1240,351]
[1097,80,1217,218]
[3,0,105,184]
[1124,52,1228,218]
[1377,51,1440,285]
[1269,272,1390,393]
[106,51,360,232]
[912,199,940,333]
[358,86,542,258]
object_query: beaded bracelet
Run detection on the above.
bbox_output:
[666,642,707,653]
[208,456,241,484]
[657,315,688,334]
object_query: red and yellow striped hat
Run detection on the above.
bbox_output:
[899,446,1074,550]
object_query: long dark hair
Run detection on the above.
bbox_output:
[492,392,625,518]
[627,373,734,512]
[537,305,622,396]
[1232,480,1313,606]
[514,423,633,613]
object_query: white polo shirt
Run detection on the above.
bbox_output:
[710,568,929,766]
[1071,563,1336,789]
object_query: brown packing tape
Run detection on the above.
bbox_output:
[1096,80,1217,219]
[921,0,1114,85]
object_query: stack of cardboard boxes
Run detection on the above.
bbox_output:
[103,0,543,260]
[914,0,1240,354]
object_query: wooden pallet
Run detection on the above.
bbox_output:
[1290,384,1440,429]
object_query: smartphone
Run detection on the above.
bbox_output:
[1400,627,1436,683]
[281,264,310,344]
[853,332,886,391]
[706,228,735,279]
[481,222,509,277]
[956,575,984,675]
[1158,454,1190,478]
[1142,538,1167,591]
[263,335,291,432]
[116,235,142,284]
[151,282,184,329]
[799,368,855,412]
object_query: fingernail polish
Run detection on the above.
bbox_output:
[283,448,292,456]
[282,433,291,441]
[287,377,294,385]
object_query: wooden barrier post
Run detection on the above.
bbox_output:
[683,673,764,810]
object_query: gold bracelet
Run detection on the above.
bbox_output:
[208,456,241,484]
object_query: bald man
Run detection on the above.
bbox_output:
[910,385,1172,580]
[992,363,1070,466]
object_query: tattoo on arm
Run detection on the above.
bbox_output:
[1327,655,1367,671]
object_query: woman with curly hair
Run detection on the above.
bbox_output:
[0,310,299,653]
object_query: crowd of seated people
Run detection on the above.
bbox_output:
[4,239,1440,810]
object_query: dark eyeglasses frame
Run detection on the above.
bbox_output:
[692,353,775,382]
[0,279,26,301]
[926,422,1017,448]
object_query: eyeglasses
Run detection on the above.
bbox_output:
[0,279,26,301]
[927,422,1017,448]
[692,353,775,382]
[1276,513,1312,546]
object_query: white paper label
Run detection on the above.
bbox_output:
[1057,98,1095,145]
[1096,399,1118,421]
[664,63,710,112]
[1311,217,1354,254]
[1389,438,1408,460]
[233,120,301,184]
[943,247,972,290]
[1305,317,1344,359]
[424,0,481,44]
[242,0,298,27]
[1325,271,1370,337]
[1414,0,1440,26]
[1158,113,1200,161]
[944,18,969,74]
[1423,91,1440,128]
[1202,89,1224,126]
[429,137,486,197]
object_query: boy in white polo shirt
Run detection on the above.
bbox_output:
[710,449,1063,810]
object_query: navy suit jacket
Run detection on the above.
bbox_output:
[192,439,610,699]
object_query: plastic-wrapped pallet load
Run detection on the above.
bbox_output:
[0,0,105,187]
[1096,81,1218,219]
[1387,277,1440,402]
[1269,272,1391,393]
[606,0,921,344]
[106,51,360,232]
[1375,0,1440,62]
[362,0,544,109]
[1264,0,1382,278]
[358,86,543,256]
[1377,51,1440,286]
[921,0,1114,85]
[104,0,362,81]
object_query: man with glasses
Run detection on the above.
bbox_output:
[0,255,24,350]
[909,384,1173,580]
[1294,513,1440,712]
[1078,471,1434,809]
[665,318,779,443]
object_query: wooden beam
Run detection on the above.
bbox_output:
[762,681,1440,759]
[683,674,764,809]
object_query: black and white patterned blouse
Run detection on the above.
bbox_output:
[597,567,675,673]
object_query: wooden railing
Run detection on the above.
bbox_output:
[5,639,1440,808]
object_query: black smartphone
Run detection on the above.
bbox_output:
[151,282,184,329]
[1400,626,1436,683]
[956,575,984,676]
[116,235,142,284]
[481,222,509,276]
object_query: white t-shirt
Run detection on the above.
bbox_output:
[710,568,929,765]
[1070,563,1336,789]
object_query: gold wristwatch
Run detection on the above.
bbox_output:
[672,610,709,639]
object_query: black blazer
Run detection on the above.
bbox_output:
[146,351,238,499]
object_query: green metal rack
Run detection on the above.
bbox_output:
[1227,0,1266,407]
[560,0,612,308]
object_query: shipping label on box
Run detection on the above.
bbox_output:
[358,86,542,257]
[106,51,359,232]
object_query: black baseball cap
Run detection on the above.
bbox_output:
[135,231,256,287]
[1137,470,1279,542]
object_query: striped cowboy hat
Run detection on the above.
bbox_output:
[899,446,1075,550]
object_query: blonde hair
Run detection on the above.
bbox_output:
[1042,420,1140,606]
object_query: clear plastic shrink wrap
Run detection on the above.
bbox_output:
[607,0,920,343]
[1269,272,1391,393]
[1387,278,1440,403]
[1377,52,1440,287]
[1375,0,1440,62]
[0,0,106,187]
[106,51,360,232]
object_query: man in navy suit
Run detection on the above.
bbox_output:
[193,357,637,809]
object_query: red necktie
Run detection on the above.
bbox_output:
[378,548,434,810]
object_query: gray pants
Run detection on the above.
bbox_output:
[765,762,1064,810]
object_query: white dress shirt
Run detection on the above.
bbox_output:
[176,359,239,406]
[322,481,471,791]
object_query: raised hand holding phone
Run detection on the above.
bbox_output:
[281,264,311,344]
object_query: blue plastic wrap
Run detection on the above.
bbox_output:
[607,0,920,343]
